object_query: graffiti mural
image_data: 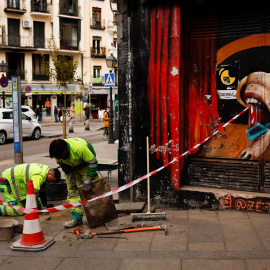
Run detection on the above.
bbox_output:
[237,72,270,160]
[220,195,270,213]
[117,1,270,205]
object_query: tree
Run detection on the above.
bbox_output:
[44,36,79,138]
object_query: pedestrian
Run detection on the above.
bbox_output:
[103,107,110,138]
[0,163,61,216]
[83,103,89,125]
[54,106,58,122]
[68,104,75,123]
[49,138,99,228]
[58,107,62,123]
[36,105,42,122]
[98,108,104,122]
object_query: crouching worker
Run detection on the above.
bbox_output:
[49,138,98,229]
[0,163,61,216]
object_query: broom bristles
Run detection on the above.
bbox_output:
[131,212,166,221]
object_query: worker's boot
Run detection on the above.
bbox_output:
[64,219,83,228]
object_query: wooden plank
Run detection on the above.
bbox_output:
[78,177,118,228]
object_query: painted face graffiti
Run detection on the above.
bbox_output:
[237,72,270,160]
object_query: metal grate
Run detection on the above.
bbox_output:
[187,157,260,192]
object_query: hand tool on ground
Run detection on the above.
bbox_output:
[73,227,81,239]
[131,137,166,221]
[81,224,167,239]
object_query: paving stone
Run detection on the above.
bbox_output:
[55,257,121,270]
[0,256,64,270]
[182,259,246,270]
[188,224,223,242]
[245,259,270,270]
[113,241,151,252]
[77,238,117,251]
[188,241,225,252]
[118,258,181,270]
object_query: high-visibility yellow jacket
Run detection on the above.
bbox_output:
[2,163,49,202]
[55,138,98,178]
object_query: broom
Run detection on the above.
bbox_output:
[131,136,166,221]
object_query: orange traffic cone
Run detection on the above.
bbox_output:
[11,180,55,251]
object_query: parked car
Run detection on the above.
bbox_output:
[0,108,42,145]
[21,105,37,120]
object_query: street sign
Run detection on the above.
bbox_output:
[0,76,9,88]
[104,73,115,87]
[25,85,32,93]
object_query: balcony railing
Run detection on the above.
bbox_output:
[91,47,106,58]
[32,71,49,81]
[31,0,49,13]
[4,0,26,13]
[2,35,34,47]
[59,2,80,16]
[92,76,104,86]
[1,35,48,48]
[60,39,79,50]
[90,18,105,30]
[7,69,25,80]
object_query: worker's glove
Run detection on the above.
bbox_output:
[68,172,76,186]
[83,177,92,192]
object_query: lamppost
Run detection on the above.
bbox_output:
[0,61,8,108]
[105,54,117,144]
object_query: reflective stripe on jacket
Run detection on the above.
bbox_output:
[55,138,98,178]
[1,163,49,202]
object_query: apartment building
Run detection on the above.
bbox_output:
[0,0,117,120]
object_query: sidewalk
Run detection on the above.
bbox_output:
[0,120,270,269]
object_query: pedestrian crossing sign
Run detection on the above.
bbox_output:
[104,73,115,87]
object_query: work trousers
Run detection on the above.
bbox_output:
[66,166,98,220]
[0,181,24,216]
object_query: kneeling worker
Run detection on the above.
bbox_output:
[49,138,98,228]
[0,163,61,216]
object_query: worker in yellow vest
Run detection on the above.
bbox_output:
[0,163,61,216]
[49,138,99,228]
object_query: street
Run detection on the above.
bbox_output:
[0,122,106,162]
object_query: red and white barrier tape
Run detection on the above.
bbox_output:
[0,107,249,214]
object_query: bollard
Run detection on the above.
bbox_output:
[69,121,74,133]
[85,119,90,130]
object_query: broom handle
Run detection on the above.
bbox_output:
[147,136,150,213]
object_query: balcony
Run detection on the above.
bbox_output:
[90,18,105,30]
[7,69,25,80]
[60,39,79,50]
[4,0,26,14]
[1,35,38,49]
[32,71,49,81]
[30,0,51,15]
[59,2,80,17]
[91,47,106,58]
[92,76,104,86]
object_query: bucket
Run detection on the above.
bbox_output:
[46,179,68,201]
[0,219,19,240]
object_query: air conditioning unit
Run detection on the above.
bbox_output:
[22,20,33,29]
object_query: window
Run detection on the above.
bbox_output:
[2,112,13,120]
[34,21,45,48]
[92,37,101,54]
[7,0,20,9]
[92,8,101,26]
[32,54,49,80]
[113,10,117,25]
[113,38,117,48]
[8,18,20,47]
[94,66,101,79]
[60,18,80,50]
